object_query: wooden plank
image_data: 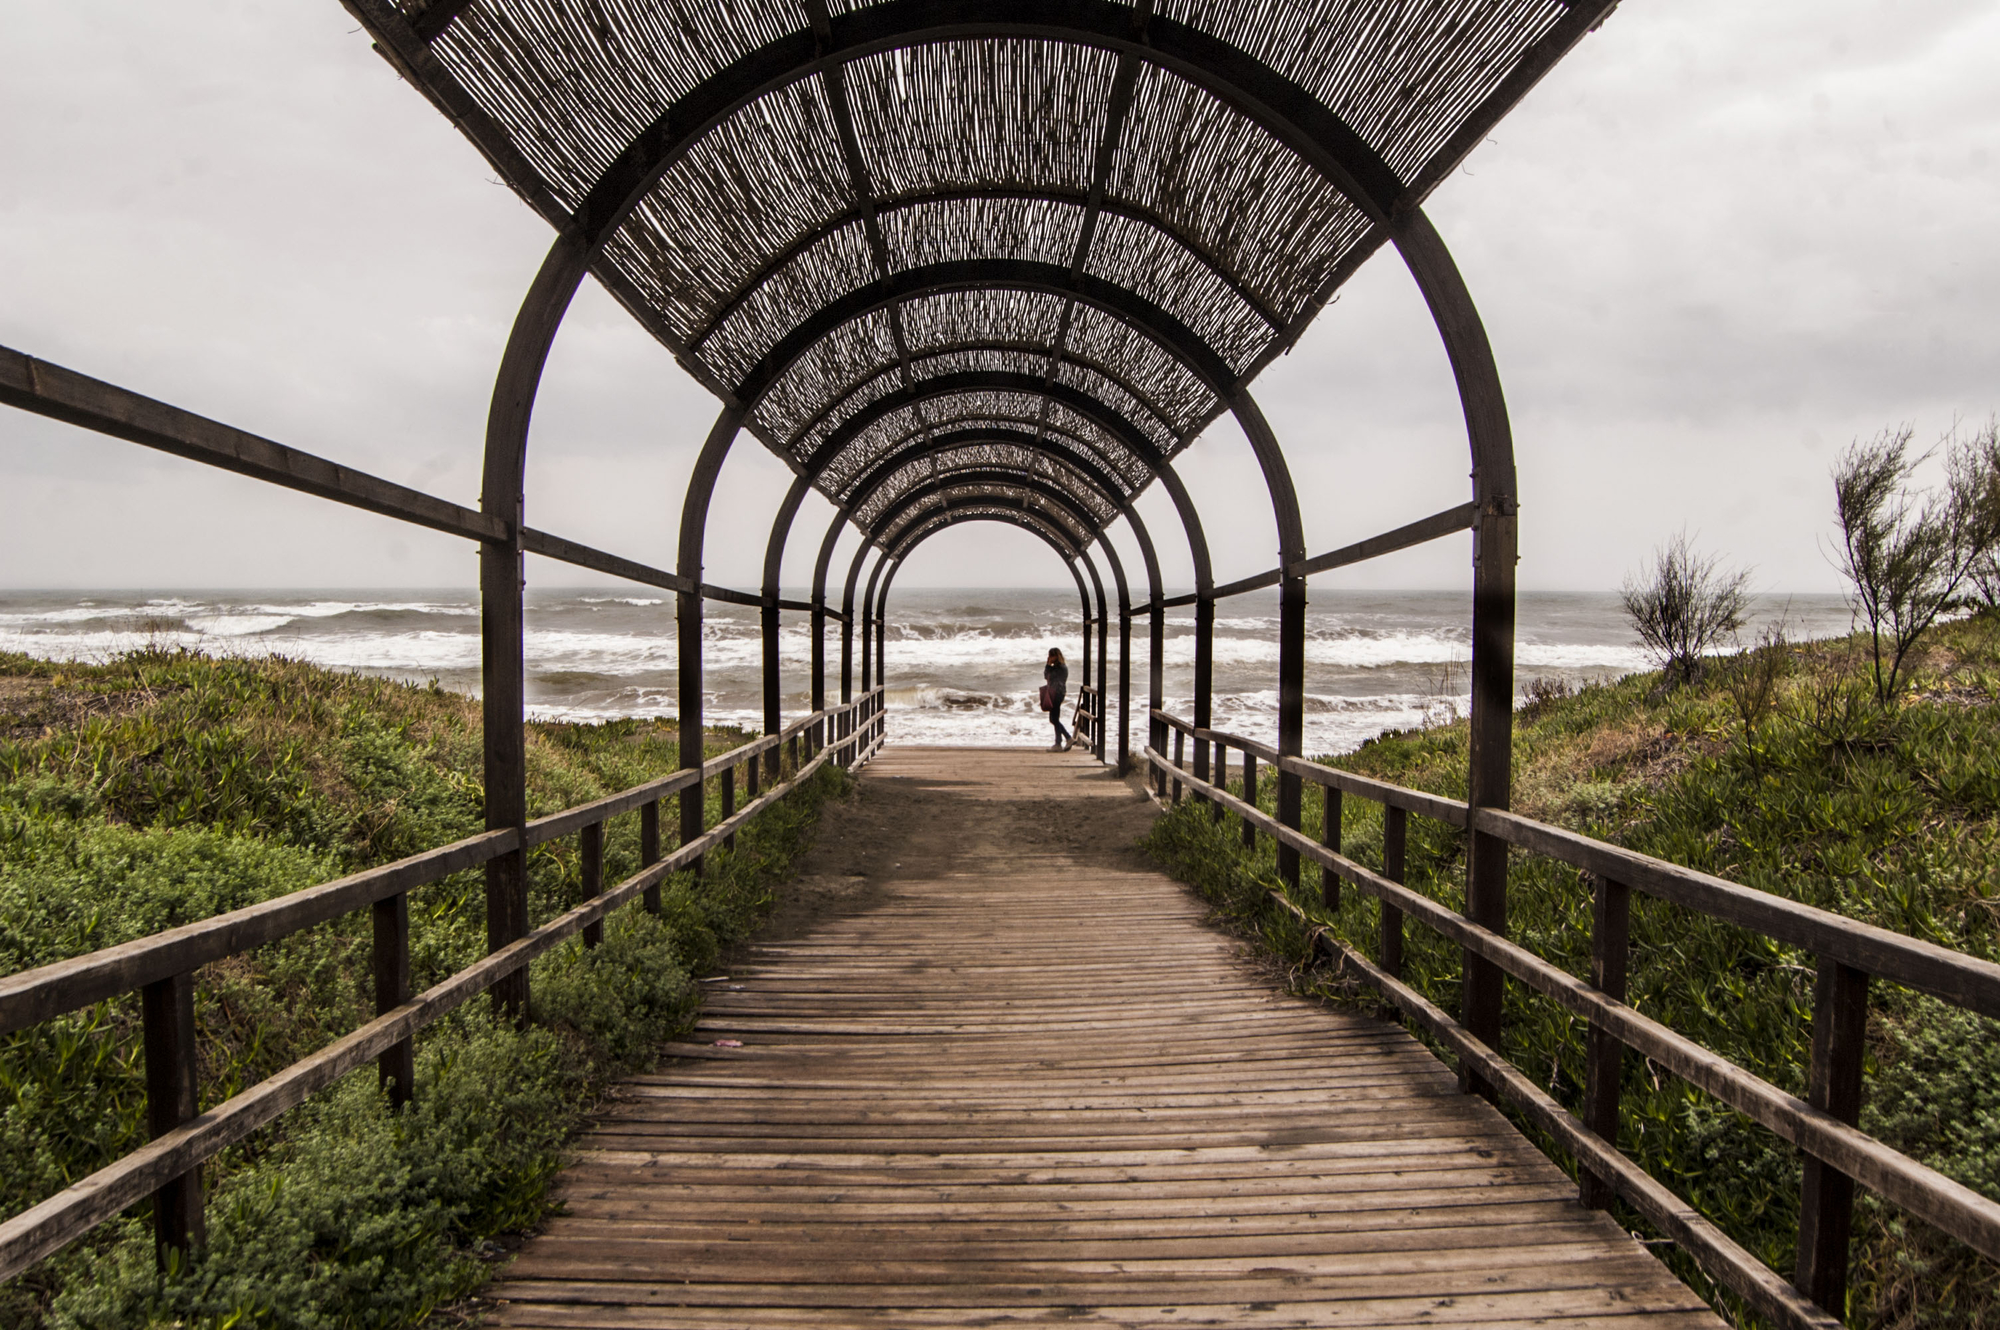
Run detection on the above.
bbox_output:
[483,748,1718,1329]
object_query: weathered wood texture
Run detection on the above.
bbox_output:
[483,748,1717,1329]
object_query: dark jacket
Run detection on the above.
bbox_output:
[1044,660,1068,703]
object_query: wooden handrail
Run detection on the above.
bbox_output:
[1144,719,2000,1327]
[0,691,885,1281]
[1151,709,2000,1009]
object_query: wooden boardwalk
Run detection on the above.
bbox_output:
[486,747,1719,1329]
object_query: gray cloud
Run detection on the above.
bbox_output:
[2,0,1995,594]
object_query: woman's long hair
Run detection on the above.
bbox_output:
[1047,647,1065,667]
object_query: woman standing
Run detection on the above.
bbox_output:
[1042,648,1071,751]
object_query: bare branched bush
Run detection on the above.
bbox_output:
[1957,419,2000,610]
[1419,653,1464,728]
[1724,621,1791,744]
[1832,424,2000,704]
[1519,675,1574,720]
[1621,532,1751,688]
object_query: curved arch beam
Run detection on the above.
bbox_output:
[859,542,891,696]
[469,0,1508,999]
[1392,212,1518,1057]
[732,259,1235,409]
[445,2,1400,253]
[760,473,814,778]
[792,340,1181,455]
[674,404,749,857]
[873,470,1108,550]
[841,428,1135,526]
[1092,527,1129,766]
[872,508,1101,738]
[810,502,851,714]
[880,506,1111,759]
[832,427,1208,755]
[804,370,1168,482]
[700,186,1284,350]
[821,407,1155,512]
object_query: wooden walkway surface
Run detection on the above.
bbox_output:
[487,747,1719,1329]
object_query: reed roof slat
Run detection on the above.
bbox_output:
[358,0,1593,540]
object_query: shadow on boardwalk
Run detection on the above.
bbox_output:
[482,747,1719,1329]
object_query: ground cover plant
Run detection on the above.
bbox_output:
[1145,614,2000,1329]
[0,647,847,1328]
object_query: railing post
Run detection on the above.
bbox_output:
[1380,805,1406,980]
[640,799,662,913]
[1212,742,1226,823]
[721,763,737,851]
[1796,958,1870,1311]
[580,819,604,950]
[1321,784,1342,909]
[1580,873,1630,1209]
[1171,727,1185,805]
[788,731,799,775]
[747,743,761,800]
[372,890,414,1107]
[1240,751,1258,849]
[142,971,204,1264]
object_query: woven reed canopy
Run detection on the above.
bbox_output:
[351,0,1597,548]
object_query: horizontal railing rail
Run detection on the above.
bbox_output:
[1127,502,1478,616]
[0,344,820,614]
[1145,707,2000,1330]
[0,688,885,1283]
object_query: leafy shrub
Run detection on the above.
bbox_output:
[0,648,845,1327]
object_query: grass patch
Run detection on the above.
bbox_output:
[0,647,846,1327]
[1145,614,2000,1329]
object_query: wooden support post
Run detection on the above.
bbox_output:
[1274,571,1306,892]
[1380,806,1406,981]
[721,763,737,851]
[1395,212,1516,1099]
[1241,752,1258,850]
[579,820,604,950]
[1321,785,1342,910]
[142,971,204,1264]
[788,731,799,776]
[1580,873,1630,1209]
[748,744,761,799]
[480,534,530,1023]
[1172,728,1185,805]
[1096,606,1108,762]
[1212,743,1226,822]
[1117,612,1130,775]
[1193,592,1214,798]
[1796,958,1870,1311]
[640,800,661,914]
[372,891,414,1106]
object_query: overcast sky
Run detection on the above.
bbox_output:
[3,1,1996,593]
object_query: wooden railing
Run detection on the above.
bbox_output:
[1072,684,1103,757]
[1148,708,2000,1330]
[0,687,886,1282]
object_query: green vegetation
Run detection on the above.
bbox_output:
[1145,615,2000,1329]
[0,648,845,1327]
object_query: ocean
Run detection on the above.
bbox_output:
[0,588,1853,757]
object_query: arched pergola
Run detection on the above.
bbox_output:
[52,0,1615,1059]
[10,15,1997,1322]
[326,0,1611,1045]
